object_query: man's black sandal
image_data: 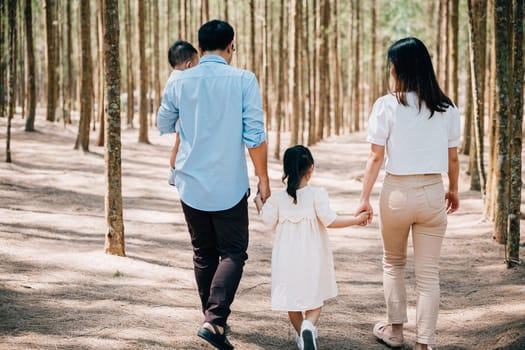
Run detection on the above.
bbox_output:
[197,322,234,350]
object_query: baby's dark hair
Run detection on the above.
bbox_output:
[282,145,314,204]
[168,40,198,68]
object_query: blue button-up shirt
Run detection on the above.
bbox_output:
[157,55,266,211]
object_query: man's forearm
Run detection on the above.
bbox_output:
[248,141,269,180]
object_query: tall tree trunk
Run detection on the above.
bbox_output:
[467,0,488,196]
[17,0,25,121]
[153,0,160,128]
[449,0,459,104]
[332,0,342,135]
[24,0,36,132]
[305,0,314,146]
[462,44,472,156]
[274,0,285,159]
[507,0,523,266]
[262,0,270,133]
[492,0,512,243]
[65,0,73,124]
[137,0,149,143]
[125,0,134,128]
[201,0,209,23]
[6,0,17,162]
[75,0,93,151]
[96,0,105,147]
[44,0,58,122]
[436,0,443,83]
[352,0,360,132]
[103,0,125,257]
[485,0,498,220]
[249,0,256,76]
[0,1,6,119]
[370,0,377,105]
[224,0,229,22]
[289,0,300,145]
[310,0,320,144]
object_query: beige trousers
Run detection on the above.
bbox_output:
[379,173,447,345]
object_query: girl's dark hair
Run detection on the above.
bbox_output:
[282,145,314,204]
[387,37,453,118]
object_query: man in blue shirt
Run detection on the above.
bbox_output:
[157,20,270,350]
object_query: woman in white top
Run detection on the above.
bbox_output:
[355,37,460,350]
[255,145,369,350]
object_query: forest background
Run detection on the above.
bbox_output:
[0,0,524,349]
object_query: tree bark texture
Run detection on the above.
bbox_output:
[137,0,149,143]
[6,0,17,162]
[75,0,93,151]
[492,0,511,244]
[103,0,125,257]
[44,0,58,122]
[24,0,36,132]
[507,0,523,266]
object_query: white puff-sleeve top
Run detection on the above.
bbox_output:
[367,92,461,175]
[260,186,338,311]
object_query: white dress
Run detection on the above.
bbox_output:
[260,186,338,311]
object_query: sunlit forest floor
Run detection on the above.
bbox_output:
[1,111,524,350]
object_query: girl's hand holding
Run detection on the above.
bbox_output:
[355,200,373,225]
[356,211,370,226]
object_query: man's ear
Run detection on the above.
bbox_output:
[198,47,204,56]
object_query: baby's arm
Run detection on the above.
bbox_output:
[327,211,369,228]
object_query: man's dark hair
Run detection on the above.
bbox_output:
[168,40,198,68]
[198,20,234,51]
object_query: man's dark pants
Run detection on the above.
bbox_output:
[181,195,249,328]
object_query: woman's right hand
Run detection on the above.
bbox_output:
[355,200,373,225]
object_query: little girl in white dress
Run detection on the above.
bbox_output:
[255,145,369,350]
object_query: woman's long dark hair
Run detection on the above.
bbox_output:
[282,145,314,204]
[388,37,453,118]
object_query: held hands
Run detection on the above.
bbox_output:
[445,191,459,214]
[355,210,371,226]
[355,200,374,226]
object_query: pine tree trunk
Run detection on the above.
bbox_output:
[305,0,314,146]
[485,0,498,220]
[507,0,523,266]
[201,0,209,23]
[352,0,360,132]
[44,0,58,122]
[274,0,285,159]
[332,0,341,135]
[370,0,377,106]
[262,0,270,132]
[289,0,300,145]
[6,0,17,163]
[0,1,5,119]
[449,0,459,104]
[96,0,105,147]
[75,0,93,151]
[462,43,472,156]
[64,0,73,124]
[467,0,487,196]
[137,0,149,143]
[103,0,125,257]
[249,0,256,76]
[24,0,36,132]
[125,0,134,128]
[493,0,512,244]
[17,0,25,121]
[153,0,160,128]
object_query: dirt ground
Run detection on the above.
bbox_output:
[1,113,524,350]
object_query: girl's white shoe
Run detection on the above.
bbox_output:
[295,334,303,350]
[301,320,317,350]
